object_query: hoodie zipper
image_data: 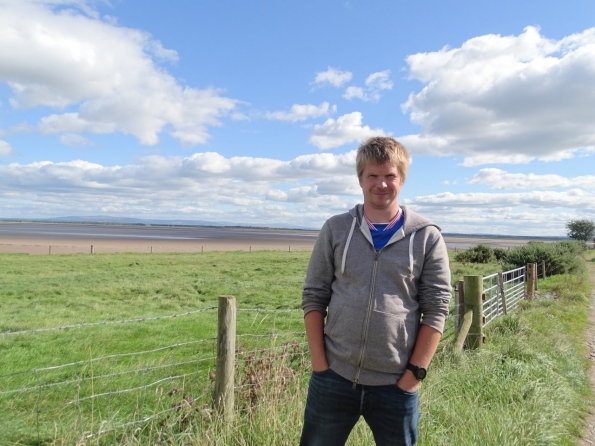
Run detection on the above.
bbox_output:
[353,250,379,389]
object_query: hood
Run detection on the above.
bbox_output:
[341,204,441,276]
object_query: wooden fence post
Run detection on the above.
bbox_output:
[454,309,473,353]
[498,272,507,316]
[526,263,536,300]
[464,275,484,349]
[49,245,51,255]
[91,245,94,254]
[214,295,236,423]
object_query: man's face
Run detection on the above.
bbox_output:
[358,163,403,213]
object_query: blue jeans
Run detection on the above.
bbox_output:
[300,368,419,446]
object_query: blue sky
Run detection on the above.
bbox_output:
[1,0,594,235]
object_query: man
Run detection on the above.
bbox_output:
[300,137,451,446]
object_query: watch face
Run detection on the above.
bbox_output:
[416,368,427,380]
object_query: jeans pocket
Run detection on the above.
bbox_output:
[312,368,331,376]
[394,384,418,396]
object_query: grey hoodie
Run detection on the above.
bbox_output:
[302,204,451,386]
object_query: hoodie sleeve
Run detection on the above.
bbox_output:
[302,220,335,318]
[417,227,452,333]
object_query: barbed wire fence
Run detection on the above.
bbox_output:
[0,306,308,444]
[2,260,548,443]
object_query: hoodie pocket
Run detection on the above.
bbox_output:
[324,301,366,365]
[364,310,409,373]
[363,297,419,374]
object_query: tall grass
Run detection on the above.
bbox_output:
[1,250,593,445]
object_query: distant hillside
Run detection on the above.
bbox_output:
[0,216,314,231]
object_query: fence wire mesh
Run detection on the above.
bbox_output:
[0,308,307,444]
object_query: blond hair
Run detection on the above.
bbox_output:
[356,137,411,181]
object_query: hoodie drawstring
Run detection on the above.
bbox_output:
[342,212,417,278]
[341,215,358,275]
[409,231,417,279]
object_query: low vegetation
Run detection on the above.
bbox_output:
[0,247,593,445]
[420,249,594,446]
[455,240,587,276]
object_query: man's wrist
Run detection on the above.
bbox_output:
[311,358,329,371]
[406,362,427,381]
[396,370,421,392]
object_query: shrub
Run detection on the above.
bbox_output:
[501,241,586,276]
[455,244,495,263]
[456,241,586,276]
[493,247,507,261]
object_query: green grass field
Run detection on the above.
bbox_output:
[0,250,593,445]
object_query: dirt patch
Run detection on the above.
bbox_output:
[580,260,595,446]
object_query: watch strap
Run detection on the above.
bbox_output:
[406,362,427,381]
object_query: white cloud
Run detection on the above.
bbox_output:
[265,102,336,122]
[405,189,595,210]
[315,176,361,196]
[0,0,237,146]
[0,150,365,227]
[3,149,592,234]
[402,204,582,236]
[0,140,14,156]
[469,168,595,190]
[460,153,536,167]
[343,86,366,101]
[343,70,392,101]
[0,151,357,198]
[59,132,91,147]
[365,70,393,91]
[401,26,595,165]
[309,112,387,150]
[312,67,353,88]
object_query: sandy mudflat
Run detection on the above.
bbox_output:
[0,226,556,255]
[0,223,320,254]
[0,236,318,255]
[442,234,553,251]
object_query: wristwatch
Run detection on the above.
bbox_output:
[406,362,427,381]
